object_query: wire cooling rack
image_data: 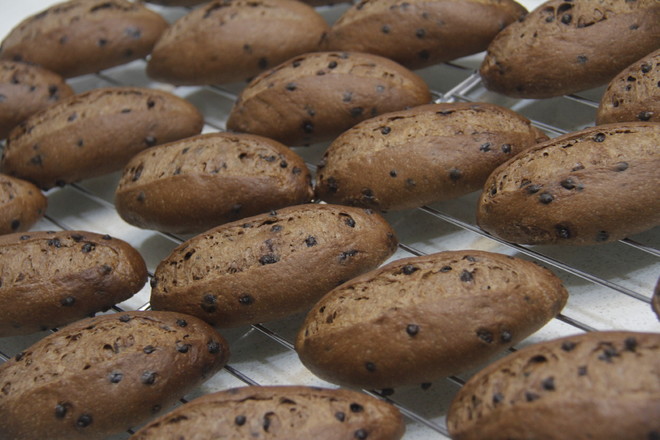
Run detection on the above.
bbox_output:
[1,1,658,438]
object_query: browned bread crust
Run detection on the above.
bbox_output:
[0,311,230,440]
[0,61,74,139]
[325,0,526,70]
[226,51,431,145]
[477,122,660,245]
[0,230,148,336]
[447,331,660,440]
[151,204,398,327]
[147,0,329,85]
[315,102,548,211]
[480,0,660,98]
[130,386,406,439]
[0,173,47,235]
[597,49,660,125]
[115,132,314,234]
[1,86,203,189]
[0,0,168,78]
[296,250,567,389]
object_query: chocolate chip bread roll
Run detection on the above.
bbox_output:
[597,49,660,125]
[130,386,406,439]
[115,132,314,234]
[0,60,74,139]
[0,230,148,336]
[0,0,168,78]
[0,174,47,235]
[480,0,660,98]
[147,0,330,85]
[151,204,398,327]
[0,311,230,440]
[226,51,431,145]
[447,331,660,440]
[296,250,568,389]
[315,102,548,211]
[1,86,204,189]
[478,122,660,245]
[324,0,527,70]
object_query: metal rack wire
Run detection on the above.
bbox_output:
[1,1,658,439]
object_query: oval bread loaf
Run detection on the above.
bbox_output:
[0,0,168,78]
[130,386,406,439]
[477,122,660,245]
[150,204,398,327]
[226,51,431,145]
[324,0,526,70]
[0,86,204,190]
[315,102,548,211]
[147,0,329,85]
[295,250,568,389]
[597,49,660,125]
[115,132,314,234]
[447,331,660,440]
[479,0,660,98]
[0,174,47,235]
[0,61,74,139]
[0,230,148,336]
[0,311,230,440]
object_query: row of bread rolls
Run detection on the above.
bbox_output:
[0,0,658,439]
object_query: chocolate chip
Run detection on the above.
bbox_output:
[598,345,619,362]
[561,13,572,24]
[406,324,419,336]
[402,265,418,275]
[10,219,20,231]
[440,265,452,272]
[640,63,652,74]
[326,177,338,193]
[339,250,358,261]
[302,120,314,133]
[30,155,42,165]
[328,61,338,69]
[555,224,571,239]
[637,111,653,121]
[54,403,68,418]
[354,429,368,439]
[477,329,493,343]
[305,236,317,247]
[77,414,93,427]
[592,132,606,142]
[15,352,25,361]
[595,230,609,242]
[526,184,542,194]
[176,343,190,353]
[147,99,155,109]
[577,55,588,64]
[335,411,346,422]
[208,341,222,354]
[98,38,107,47]
[350,403,364,413]
[381,25,390,33]
[176,319,187,327]
[389,170,397,177]
[47,238,61,248]
[500,331,512,343]
[405,178,416,188]
[501,144,512,153]
[20,235,30,240]
[578,365,588,376]
[144,136,156,147]
[381,126,391,135]
[235,415,246,426]
[292,167,301,174]
[259,254,279,265]
[418,49,430,60]
[239,295,254,305]
[102,234,112,240]
[449,168,462,180]
[285,82,296,91]
[143,345,156,354]
[119,314,131,322]
[525,392,540,402]
[343,215,356,227]
[415,28,426,38]
[479,143,491,152]
[530,355,547,363]
[542,377,555,391]
[350,107,364,117]
[561,341,576,351]
[258,57,268,69]
[538,192,554,204]
[71,234,84,242]
[60,296,75,307]
[365,362,376,372]
[141,371,157,385]
[460,270,474,282]
[560,178,576,190]
[613,162,628,172]
[81,243,95,253]
[109,372,123,383]
[492,392,504,404]
[624,337,637,352]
